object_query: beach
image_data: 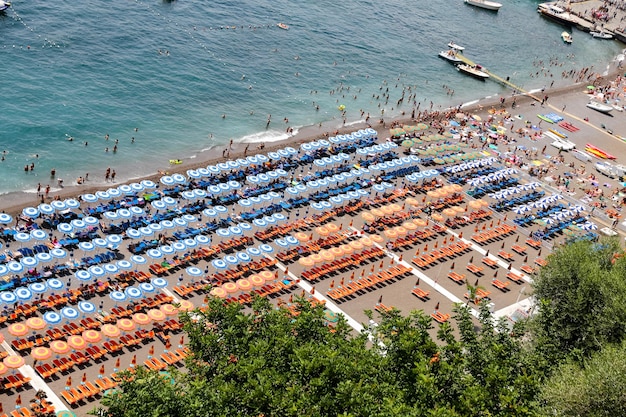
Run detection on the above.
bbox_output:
[3,1,626,415]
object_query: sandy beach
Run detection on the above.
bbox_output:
[1,28,626,416]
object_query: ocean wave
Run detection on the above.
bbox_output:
[239,128,300,143]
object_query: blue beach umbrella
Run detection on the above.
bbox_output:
[170,242,185,253]
[131,255,147,265]
[238,222,252,231]
[0,213,13,224]
[181,190,196,200]
[259,244,274,253]
[126,228,142,239]
[104,263,119,275]
[38,203,55,215]
[36,253,53,263]
[78,301,96,314]
[0,265,7,277]
[217,228,231,238]
[125,286,142,299]
[15,287,33,301]
[65,198,80,209]
[21,256,38,268]
[151,277,168,288]
[186,169,201,179]
[208,185,221,195]
[130,206,144,216]
[151,200,167,211]
[50,248,67,259]
[130,182,144,193]
[109,291,127,303]
[253,218,267,228]
[107,188,122,199]
[22,206,39,218]
[15,232,31,244]
[75,270,92,282]
[224,255,239,265]
[61,306,79,320]
[117,260,133,270]
[103,211,119,220]
[160,176,175,186]
[117,208,132,218]
[147,249,163,259]
[182,239,196,249]
[163,197,177,206]
[148,223,163,232]
[275,238,289,248]
[141,179,157,188]
[212,259,227,269]
[95,190,110,200]
[92,238,108,248]
[30,229,47,241]
[51,200,67,211]
[246,247,262,257]
[193,189,207,198]
[7,261,24,274]
[43,311,62,325]
[160,245,175,256]
[70,219,86,230]
[47,278,64,291]
[186,267,203,277]
[0,291,17,304]
[83,216,99,226]
[79,242,95,252]
[236,252,251,263]
[118,184,133,195]
[207,165,220,174]
[173,217,187,228]
[139,282,155,293]
[107,234,122,246]
[139,226,154,236]
[229,226,243,235]
[81,194,98,204]
[195,235,210,245]
[88,266,106,278]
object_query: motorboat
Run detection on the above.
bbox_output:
[537,5,579,27]
[277,23,289,30]
[586,101,613,114]
[464,0,502,11]
[0,1,10,11]
[561,31,573,44]
[456,64,489,80]
[447,42,464,51]
[438,50,463,64]
[590,31,613,40]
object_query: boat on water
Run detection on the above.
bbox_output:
[590,31,613,40]
[537,5,579,28]
[447,42,464,51]
[586,101,613,114]
[438,50,463,64]
[561,31,573,43]
[464,0,502,11]
[276,23,289,30]
[457,64,489,80]
[0,1,10,11]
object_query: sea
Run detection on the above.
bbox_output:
[0,0,623,195]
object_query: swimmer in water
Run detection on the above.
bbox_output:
[67,137,73,141]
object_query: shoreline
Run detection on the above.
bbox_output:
[0,65,620,218]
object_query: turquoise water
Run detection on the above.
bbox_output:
[0,0,623,194]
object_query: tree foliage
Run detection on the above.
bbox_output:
[541,341,626,416]
[101,296,542,417]
[530,238,626,363]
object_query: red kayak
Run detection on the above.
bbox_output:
[585,143,616,160]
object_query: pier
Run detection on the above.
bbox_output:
[455,52,537,100]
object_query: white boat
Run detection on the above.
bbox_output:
[438,50,463,64]
[545,132,575,151]
[590,31,613,40]
[586,101,613,114]
[457,64,489,80]
[464,0,502,11]
[0,1,10,11]
[447,42,464,51]
[561,31,573,44]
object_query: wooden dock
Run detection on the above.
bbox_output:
[456,52,529,94]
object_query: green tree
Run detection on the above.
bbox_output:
[530,238,626,364]
[102,297,542,417]
[541,341,626,416]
